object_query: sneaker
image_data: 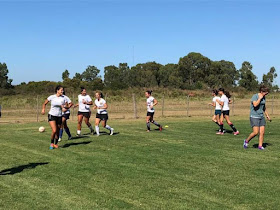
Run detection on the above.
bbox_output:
[147,130,150,132]
[58,138,62,142]
[258,146,265,150]
[110,128,114,135]
[76,134,81,137]
[243,140,249,149]
[159,126,163,131]
[234,131,240,135]
[216,132,224,135]
[68,136,72,140]
[49,143,54,150]
[53,144,59,149]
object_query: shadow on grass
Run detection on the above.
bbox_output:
[253,143,272,148]
[70,135,90,140]
[98,131,120,136]
[0,162,49,175]
[62,141,92,148]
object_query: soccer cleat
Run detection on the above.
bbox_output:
[243,140,249,149]
[159,126,163,131]
[58,138,62,142]
[68,136,72,140]
[49,143,54,150]
[216,131,224,135]
[53,144,59,149]
[258,146,265,150]
[234,131,240,135]
[110,128,114,135]
[147,130,150,132]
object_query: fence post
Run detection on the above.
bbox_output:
[36,95,39,122]
[272,95,274,115]
[0,104,2,118]
[209,104,212,117]
[132,93,138,119]
[232,97,235,116]
[186,95,190,117]
[162,94,165,117]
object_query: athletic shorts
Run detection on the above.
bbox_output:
[215,110,222,116]
[250,117,266,127]
[222,110,230,116]
[78,111,91,118]
[147,112,155,117]
[96,113,108,121]
[62,113,70,120]
[48,114,62,125]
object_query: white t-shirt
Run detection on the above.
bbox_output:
[78,94,92,112]
[212,96,222,110]
[220,94,230,111]
[95,98,108,114]
[63,95,71,115]
[147,96,155,113]
[47,94,67,117]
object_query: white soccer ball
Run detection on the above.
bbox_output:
[39,126,45,133]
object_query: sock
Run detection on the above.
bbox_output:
[54,139,58,145]
[146,122,151,131]
[88,125,94,132]
[245,139,249,143]
[95,126,100,135]
[77,130,81,135]
[64,127,71,137]
[51,139,54,144]
[152,121,160,127]
[215,121,219,126]
[59,129,63,138]
[105,125,112,130]
[219,123,224,132]
[229,123,237,132]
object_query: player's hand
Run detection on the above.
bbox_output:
[41,109,45,115]
[267,116,271,122]
[62,108,67,112]
[82,99,87,104]
[258,93,264,100]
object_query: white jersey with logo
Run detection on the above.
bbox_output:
[95,98,108,114]
[78,94,92,112]
[147,96,155,113]
[212,96,222,110]
[220,94,230,111]
[63,95,71,115]
[47,94,67,117]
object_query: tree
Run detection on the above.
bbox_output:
[238,61,258,91]
[0,62,13,89]
[104,63,130,89]
[262,67,277,90]
[62,69,70,81]
[81,65,100,82]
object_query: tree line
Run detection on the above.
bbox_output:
[0,52,278,95]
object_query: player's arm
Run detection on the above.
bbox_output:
[263,106,271,121]
[208,102,215,106]
[228,99,233,104]
[150,99,158,108]
[83,100,93,105]
[252,93,263,107]
[216,99,224,106]
[41,99,49,115]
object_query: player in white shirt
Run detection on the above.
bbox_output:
[58,91,73,141]
[145,90,162,132]
[41,85,69,149]
[93,91,114,136]
[208,89,221,130]
[216,88,239,135]
[75,87,94,136]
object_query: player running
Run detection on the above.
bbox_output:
[58,91,73,141]
[209,89,221,131]
[41,85,68,149]
[93,91,114,136]
[75,87,94,136]
[145,90,162,132]
[216,88,239,135]
[243,86,271,150]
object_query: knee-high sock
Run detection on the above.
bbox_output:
[64,127,71,137]
[152,121,160,127]
[219,123,224,132]
[146,122,151,130]
[105,125,112,130]
[88,125,94,132]
[59,129,63,138]
[229,123,237,132]
[54,139,58,145]
[95,126,100,135]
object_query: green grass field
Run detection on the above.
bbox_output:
[0,118,280,209]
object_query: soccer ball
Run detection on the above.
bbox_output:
[39,126,45,133]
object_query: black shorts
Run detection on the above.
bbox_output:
[222,110,230,116]
[96,113,108,121]
[48,114,62,125]
[62,113,70,120]
[215,110,222,116]
[147,112,155,117]
[78,111,91,118]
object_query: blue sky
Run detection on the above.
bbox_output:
[0,0,279,85]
